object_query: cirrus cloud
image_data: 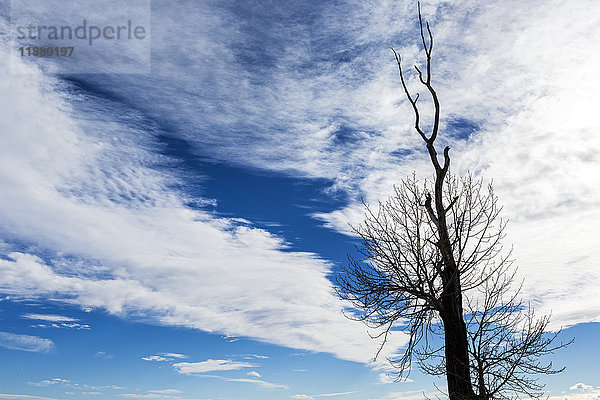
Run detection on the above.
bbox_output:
[172,359,256,375]
[0,332,54,353]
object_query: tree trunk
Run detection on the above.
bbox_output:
[434,158,476,399]
[440,293,476,400]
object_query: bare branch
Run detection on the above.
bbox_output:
[392,48,428,142]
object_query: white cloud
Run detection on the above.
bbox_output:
[173,370,288,389]
[120,391,189,400]
[313,392,357,397]
[61,323,90,330]
[305,0,600,332]
[121,392,200,400]
[28,379,123,392]
[241,354,269,360]
[293,393,357,400]
[173,359,256,374]
[147,390,183,394]
[143,353,187,362]
[1,0,597,375]
[548,387,600,400]
[0,34,406,365]
[159,353,188,359]
[22,314,78,322]
[0,332,54,353]
[368,390,439,400]
[94,351,113,360]
[0,396,60,400]
[246,371,261,378]
[290,391,356,400]
[28,379,69,387]
[570,383,594,391]
[142,356,169,362]
[377,373,412,384]
[148,0,600,334]
[217,377,287,390]
[29,322,90,330]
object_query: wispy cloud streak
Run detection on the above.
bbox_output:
[0,332,54,353]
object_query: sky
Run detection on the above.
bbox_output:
[0,0,599,399]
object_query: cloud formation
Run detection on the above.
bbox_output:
[547,384,600,400]
[216,377,287,390]
[305,0,600,331]
[0,396,60,400]
[0,332,54,353]
[172,359,256,374]
[570,383,594,391]
[291,392,357,400]
[27,379,69,387]
[1,0,598,373]
[0,26,407,365]
[142,356,169,362]
[160,353,188,359]
[21,314,78,322]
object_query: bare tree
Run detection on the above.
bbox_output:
[336,3,570,399]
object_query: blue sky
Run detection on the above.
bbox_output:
[1,0,600,399]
